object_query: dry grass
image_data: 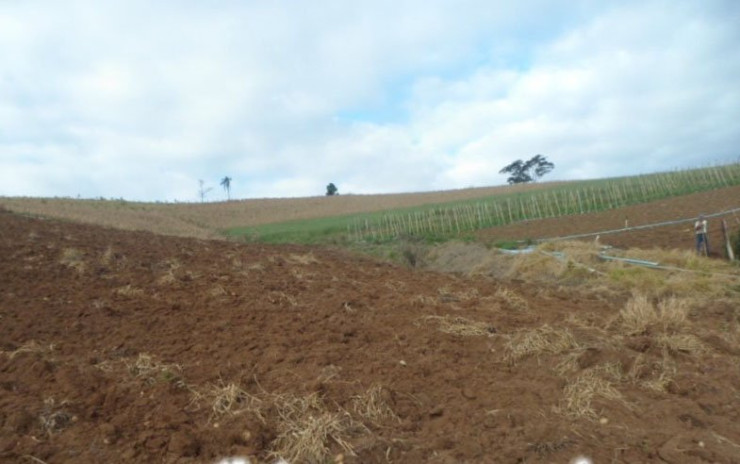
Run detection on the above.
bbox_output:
[556,368,625,419]
[248,262,265,272]
[419,315,495,337]
[317,365,343,383]
[540,240,603,265]
[351,384,399,426]
[504,324,580,362]
[114,284,145,298]
[269,392,367,463]
[553,351,584,376]
[157,271,178,285]
[39,397,75,436]
[491,241,603,284]
[287,253,320,265]
[60,248,85,274]
[0,341,55,359]
[209,285,228,297]
[616,294,691,335]
[190,381,263,422]
[267,291,298,307]
[156,259,181,285]
[502,252,567,282]
[100,246,115,266]
[462,240,740,302]
[495,288,529,311]
[622,248,715,272]
[656,333,708,354]
[437,286,479,302]
[603,248,740,298]
[124,353,183,385]
[617,294,656,335]
[630,354,678,392]
[186,383,372,461]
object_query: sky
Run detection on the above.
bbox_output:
[1,0,739,202]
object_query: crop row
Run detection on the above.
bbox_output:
[349,163,740,242]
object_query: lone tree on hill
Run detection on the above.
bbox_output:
[326,183,338,196]
[220,176,232,200]
[499,154,555,184]
[198,179,213,203]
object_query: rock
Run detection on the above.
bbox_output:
[461,387,477,400]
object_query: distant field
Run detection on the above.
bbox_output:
[0,182,564,239]
[2,163,738,245]
[229,164,740,244]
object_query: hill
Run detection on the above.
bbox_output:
[0,183,562,240]
[2,164,738,246]
[477,185,740,256]
[2,207,740,463]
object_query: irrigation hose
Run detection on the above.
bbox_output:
[536,249,740,280]
[538,206,740,243]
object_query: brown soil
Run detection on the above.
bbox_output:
[2,192,740,463]
[0,182,566,239]
[477,185,740,258]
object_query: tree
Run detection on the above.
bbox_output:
[220,176,232,200]
[326,183,338,196]
[499,160,532,184]
[499,155,555,184]
[528,154,554,180]
[198,179,213,203]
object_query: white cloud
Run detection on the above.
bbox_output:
[1,0,739,200]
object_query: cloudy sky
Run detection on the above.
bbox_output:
[1,0,739,201]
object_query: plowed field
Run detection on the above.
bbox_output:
[477,186,740,258]
[2,188,740,463]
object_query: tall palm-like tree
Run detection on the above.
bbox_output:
[220,176,232,200]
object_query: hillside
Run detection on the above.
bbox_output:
[3,165,738,247]
[0,183,562,240]
[2,207,740,463]
[477,185,740,256]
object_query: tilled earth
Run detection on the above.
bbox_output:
[477,185,740,258]
[1,194,740,463]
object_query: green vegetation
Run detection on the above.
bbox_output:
[225,163,740,245]
[225,214,365,244]
[349,163,740,242]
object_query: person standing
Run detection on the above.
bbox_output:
[694,214,709,255]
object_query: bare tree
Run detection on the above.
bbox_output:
[198,179,213,203]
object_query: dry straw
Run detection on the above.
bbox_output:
[632,354,678,392]
[617,294,690,335]
[114,284,144,298]
[269,392,367,463]
[557,369,624,419]
[1,341,55,360]
[39,397,74,436]
[495,288,529,311]
[189,381,263,422]
[287,253,320,265]
[504,324,580,362]
[351,384,399,426]
[124,353,183,385]
[419,315,495,337]
[60,248,85,274]
[655,333,708,354]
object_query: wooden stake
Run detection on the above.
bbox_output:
[722,219,735,261]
